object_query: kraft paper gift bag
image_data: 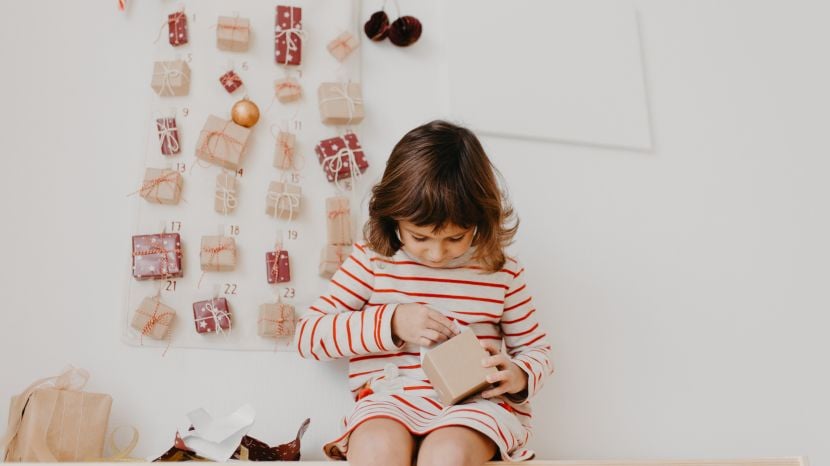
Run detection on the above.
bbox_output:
[1,367,112,462]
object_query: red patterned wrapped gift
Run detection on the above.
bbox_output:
[265,249,290,284]
[168,11,188,46]
[192,297,232,334]
[219,70,243,93]
[156,118,180,155]
[274,5,303,66]
[132,233,183,280]
[314,133,368,182]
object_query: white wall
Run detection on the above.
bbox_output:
[1,0,828,463]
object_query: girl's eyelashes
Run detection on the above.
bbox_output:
[411,235,465,242]
[412,236,428,242]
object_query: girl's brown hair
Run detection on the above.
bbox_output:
[364,120,518,272]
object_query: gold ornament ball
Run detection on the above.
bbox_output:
[231,98,260,127]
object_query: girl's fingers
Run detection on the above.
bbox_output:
[480,342,500,355]
[481,353,508,369]
[426,309,460,335]
[426,319,456,339]
[421,328,448,345]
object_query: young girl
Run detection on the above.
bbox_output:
[295,120,553,465]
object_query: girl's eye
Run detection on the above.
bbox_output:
[412,236,428,242]
[449,236,465,242]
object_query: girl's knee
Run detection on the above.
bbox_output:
[347,419,414,466]
[417,427,496,466]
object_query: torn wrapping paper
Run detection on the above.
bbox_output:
[179,404,255,462]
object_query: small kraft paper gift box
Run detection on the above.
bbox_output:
[168,11,188,46]
[327,31,360,62]
[265,249,290,284]
[219,70,243,93]
[318,82,364,125]
[214,172,238,215]
[315,133,369,182]
[217,16,250,52]
[139,168,183,205]
[274,5,303,66]
[192,297,232,334]
[156,117,180,155]
[200,236,237,272]
[325,196,353,245]
[265,181,301,220]
[273,131,296,170]
[274,77,302,103]
[131,233,183,280]
[131,295,177,341]
[151,60,191,97]
[2,367,112,462]
[422,329,498,405]
[257,303,295,337]
[319,244,352,278]
[195,115,251,171]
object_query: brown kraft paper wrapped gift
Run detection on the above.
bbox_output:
[422,329,498,405]
[1,367,112,462]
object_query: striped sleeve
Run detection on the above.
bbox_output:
[294,243,404,361]
[501,260,554,402]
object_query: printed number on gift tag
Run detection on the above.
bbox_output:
[283,287,295,298]
[236,168,244,177]
[165,280,177,292]
[291,172,300,183]
[224,283,238,295]
[229,225,240,236]
[176,163,186,173]
[288,230,298,240]
[170,221,182,232]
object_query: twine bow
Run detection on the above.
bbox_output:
[266,185,300,222]
[195,301,231,336]
[321,141,364,191]
[320,83,363,125]
[156,118,180,155]
[275,7,305,65]
[198,121,244,167]
[215,178,237,215]
[132,235,181,278]
[153,62,189,96]
[134,171,180,203]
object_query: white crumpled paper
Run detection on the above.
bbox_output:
[180,404,256,462]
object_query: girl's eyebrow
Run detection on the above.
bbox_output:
[405,228,469,239]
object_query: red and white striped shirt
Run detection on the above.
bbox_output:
[295,242,553,401]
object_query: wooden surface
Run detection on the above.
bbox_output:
[37,457,808,465]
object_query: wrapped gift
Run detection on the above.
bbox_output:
[156,117,180,155]
[319,244,352,278]
[219,70,243,93]
[327,31,360,61]
[265,181,301,220]
[315,133,369,182]
[265,249,290,284]
[318,82,364,125]
[192,298,232,334]
[195,115,251,170]
[2,367,112,462]
[214,172,238,215]
[274,5,303,66]
[151,60,191,97]
[274,77,302,103]
[257,303,295,337]
[168,11,188,46]
[200,236,236,272]
[273,131,296,170]
[132,233,183,280]
[326,196,353,245]
[139,168,183,205]
[217,16,250,52]
[131,295,176,341]
[422,329,499,405]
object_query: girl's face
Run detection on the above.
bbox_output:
[397,221,475,268]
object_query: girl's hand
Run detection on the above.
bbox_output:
[391,303,460,347]
[480,343,529,399]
